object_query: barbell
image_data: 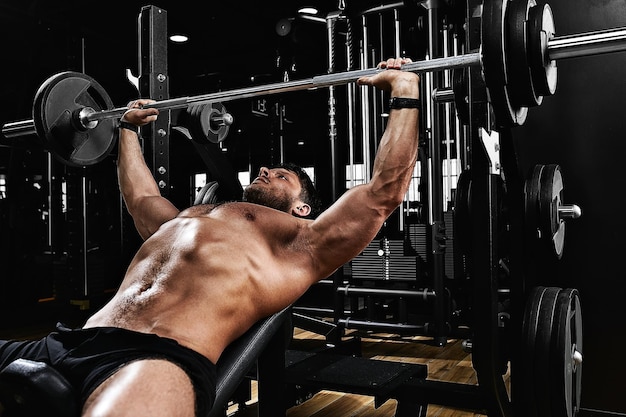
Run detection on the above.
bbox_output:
[2,0,626,167]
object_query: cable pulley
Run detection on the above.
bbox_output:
[3,0,626,167]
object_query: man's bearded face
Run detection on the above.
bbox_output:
[242,185,294,213]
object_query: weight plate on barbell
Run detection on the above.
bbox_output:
[481,0,528,128]
[33,71,116,167]
[551,288,583,417]
[206,103,231,143]
[528,3,558,97]
[454,169,473,255]
[453,68,470,125]
[506,0,543,108]
[539,164,565,259]
[183,103,230,144]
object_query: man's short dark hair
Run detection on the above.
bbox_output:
[271,163,322,218]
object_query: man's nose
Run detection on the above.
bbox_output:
[259,167,270,177]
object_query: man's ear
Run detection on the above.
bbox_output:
[292,203,311,218]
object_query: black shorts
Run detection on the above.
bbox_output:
[0,324,216,416]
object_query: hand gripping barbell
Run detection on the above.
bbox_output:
[2,0,626,167]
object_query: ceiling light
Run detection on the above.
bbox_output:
[169,34,189,43]
[298,7,319,15]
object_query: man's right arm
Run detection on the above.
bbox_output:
[302,58,420,281]
[118,100,180,240]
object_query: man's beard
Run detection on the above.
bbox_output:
[242,185,293,213]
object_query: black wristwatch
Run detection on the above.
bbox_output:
[118,120,139,134]
[389,97,421,109]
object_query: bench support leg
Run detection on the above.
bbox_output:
[257,323,288,417]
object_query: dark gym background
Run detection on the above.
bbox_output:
[515,0,626,413]
[0,0,624,414]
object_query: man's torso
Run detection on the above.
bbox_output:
[84,202,316,363]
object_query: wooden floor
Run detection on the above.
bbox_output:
[228,326,509,417]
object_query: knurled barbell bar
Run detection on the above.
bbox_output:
[2,0,626,167]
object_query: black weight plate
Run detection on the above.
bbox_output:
[185,103,230,144]
[481,0,527,128]
[454,169,472,255]
[551,288,583,417]
[524,164,544,247]
[193,182,211,206]
[453,68,470,125]
[533,286,561,417]
[205,103,230,143]
[193,181,220,205]
[528,3,558,97]
[506,0,543,108]
[33,71,115,167]
[520,286,548,417]
[539,164,565,259]
[32,72,57,151]
[572,291,583,415]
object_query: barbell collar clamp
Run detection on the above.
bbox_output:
[211,112,234,129]
[2,119,37,138]
[558,204,582,219]
[76,107,98,130]
[432,88,455,103]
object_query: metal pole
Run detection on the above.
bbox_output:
[346,22,356,189]
[360,14,372,183]
[327,14,338,200]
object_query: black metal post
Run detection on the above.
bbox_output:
[425,4,449,347]
[138,5,171,196]
[257,323,288,417]
[466,0,512,415]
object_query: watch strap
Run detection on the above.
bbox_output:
[118,120,139,134]
[389,97,421,109]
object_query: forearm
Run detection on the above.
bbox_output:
[370,77,420,211]
[117,127,162,214]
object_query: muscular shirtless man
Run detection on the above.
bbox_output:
[0,57,420,417]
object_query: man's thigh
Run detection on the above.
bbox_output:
[82,359,195,417]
